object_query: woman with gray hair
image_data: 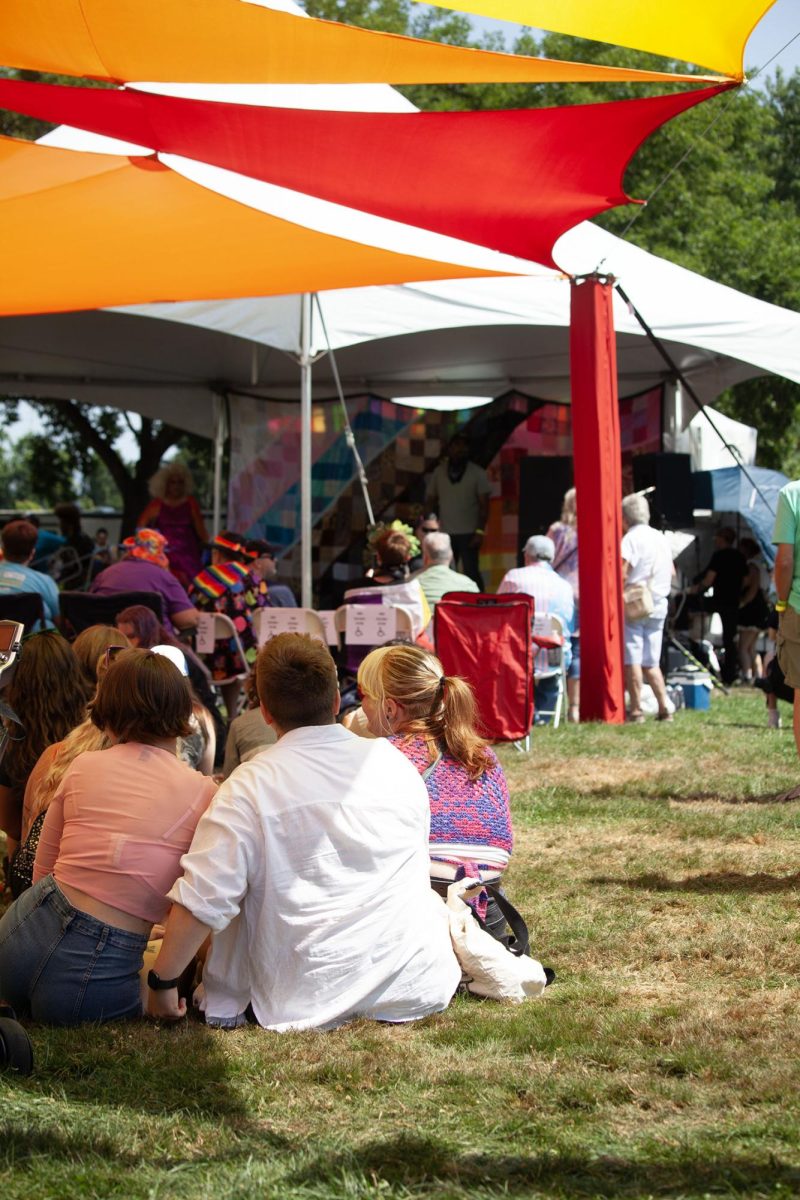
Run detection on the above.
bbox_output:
[621,494,674,723]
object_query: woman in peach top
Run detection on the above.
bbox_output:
[0,649,216,1025]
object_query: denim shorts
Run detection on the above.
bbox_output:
[624,600,669,668]
[0,875,148,1025]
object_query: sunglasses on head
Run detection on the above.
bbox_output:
[103,645,127,667]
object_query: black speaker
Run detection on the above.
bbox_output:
[631,452,693,527]
[518,456,573,550]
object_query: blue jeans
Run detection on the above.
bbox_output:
[0,876,148,1025]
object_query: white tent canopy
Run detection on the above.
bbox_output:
[4,220,800,441]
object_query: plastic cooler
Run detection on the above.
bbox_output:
[670,671,712,710]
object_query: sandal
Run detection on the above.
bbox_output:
[627,711,646,724]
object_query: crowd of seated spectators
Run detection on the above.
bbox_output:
[0,440,570,1031]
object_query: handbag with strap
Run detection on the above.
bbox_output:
[624,579,655,621]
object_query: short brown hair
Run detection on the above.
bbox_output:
[91,648,193,743]
[256,633,337,730]
[1,520,37,562]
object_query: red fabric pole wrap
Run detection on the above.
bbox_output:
[569,276,625,724]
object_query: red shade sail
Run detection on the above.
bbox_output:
[0,79,731,267]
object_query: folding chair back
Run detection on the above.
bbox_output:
[195,612,250,687]
[532,611,567,728]
[60,590,164,636]
[434,592,534,742]
[335,599,414,674]
[0,592,45,636]
[252,607,329,647]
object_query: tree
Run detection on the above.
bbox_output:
[0,399,211,535]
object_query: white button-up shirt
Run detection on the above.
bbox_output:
[169,724,460,1031]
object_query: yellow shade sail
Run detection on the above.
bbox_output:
[422,0,777,78]
[0,0,726,84]
[0,138,502,317]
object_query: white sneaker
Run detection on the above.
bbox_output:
[767,710,782,729]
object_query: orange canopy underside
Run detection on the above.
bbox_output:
[0,138,500,317]
[0,0,726,85]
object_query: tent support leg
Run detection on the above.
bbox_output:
[570,274,626,724]
[300,294,313,610]
[212,392,227,537]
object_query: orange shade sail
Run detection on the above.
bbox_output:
[0,137,502,317]
[0,79,731,265]
[0,0,727,85]
[423,0,775,79]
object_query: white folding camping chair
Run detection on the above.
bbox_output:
[532,612,567,728]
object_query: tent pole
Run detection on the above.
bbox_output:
[212,391,226,537]
[300,293,313,609]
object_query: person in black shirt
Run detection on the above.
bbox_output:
[692,527,747,684]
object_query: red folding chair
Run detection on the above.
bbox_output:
[434,592,534,746]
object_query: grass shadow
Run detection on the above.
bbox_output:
[592,870,800,894]
[674,789,800,805]
[12,1018,252,1121]
[0,1119,289,1173]
[290,1134,800,1197]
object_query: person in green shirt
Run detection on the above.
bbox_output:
[772,479,800,757]
[416,532,479,612]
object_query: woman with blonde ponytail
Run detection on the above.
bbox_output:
[357,644,513,883]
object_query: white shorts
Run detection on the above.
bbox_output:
[624,605,667,669]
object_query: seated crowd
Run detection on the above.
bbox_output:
[0,453,526,1030]
[0,628,514,1030]
[4,437,710,1030]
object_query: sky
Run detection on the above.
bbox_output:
[7,1,800,459]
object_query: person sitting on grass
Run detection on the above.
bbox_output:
[147,632,460,1030]
[0,649,216,1025]
[7,639,128,899]
[357,642,513,940]
[116,603,225,757]
[0,632,91,868]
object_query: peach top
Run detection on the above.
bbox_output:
[34,742,216,924]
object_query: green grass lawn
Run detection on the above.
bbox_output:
[2,691,800,1199]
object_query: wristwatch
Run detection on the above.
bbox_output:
[147,969,180,991]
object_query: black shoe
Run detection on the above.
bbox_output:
[0,1006,33,1076]
[543,967,556,987]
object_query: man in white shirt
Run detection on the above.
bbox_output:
[498,535,575,722]
[148,633,460,1031]
[427,435,491,589]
